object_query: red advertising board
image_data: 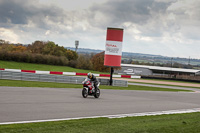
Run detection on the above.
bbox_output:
[104,27,124,67]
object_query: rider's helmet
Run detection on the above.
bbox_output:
[87,72,93,79]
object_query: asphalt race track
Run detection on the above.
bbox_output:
[0,86,200,123]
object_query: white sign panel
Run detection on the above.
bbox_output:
[105,41,122,56]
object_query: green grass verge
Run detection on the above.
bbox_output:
[0,60,104,74]
[0,79,191,92]
[0,112,200,133]
[129,81,200,89]
[137,78,200,84]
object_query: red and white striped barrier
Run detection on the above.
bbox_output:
[0,68,141,79]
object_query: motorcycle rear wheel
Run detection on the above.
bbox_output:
[94,88,100,98]
[82,88,88,98]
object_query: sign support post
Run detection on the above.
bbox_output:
[110,67,114,85]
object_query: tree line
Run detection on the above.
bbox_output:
[0,39,110,72]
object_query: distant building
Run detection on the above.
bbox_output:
[116,64,200,76]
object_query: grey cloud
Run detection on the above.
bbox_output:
[0,0,175,33]
[0,0,65,29]
[1,0,200,48]
[0,0,30,24]
[88,0,173,27]
[166,1,200,40]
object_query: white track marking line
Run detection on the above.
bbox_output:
[0,108,200,125]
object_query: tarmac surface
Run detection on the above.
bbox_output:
[0,86,200,123]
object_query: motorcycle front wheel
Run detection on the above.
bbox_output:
[94,88,100,98]
[82,88,88,98]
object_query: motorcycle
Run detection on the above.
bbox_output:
[82,78,100,98]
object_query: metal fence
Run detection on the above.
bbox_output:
[0,70,128,87]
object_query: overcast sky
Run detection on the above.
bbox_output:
[0,0,200,59]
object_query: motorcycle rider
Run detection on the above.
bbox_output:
[87,72,99,92]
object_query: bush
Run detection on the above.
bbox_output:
[68,60,77,68]
[0,50,69,66]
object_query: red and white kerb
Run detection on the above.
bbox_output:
[104,28,124,67]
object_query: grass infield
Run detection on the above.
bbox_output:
[129,81,200,89]
[138,78,200,84]
[0,112,200,133]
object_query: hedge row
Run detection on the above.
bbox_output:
[0,51,69,66]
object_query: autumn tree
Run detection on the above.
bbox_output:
[65,49,78,61]
[0,39,78,66]
[91,52,109,72]
[27,41,45,54]
[12,45,27,52]
[27,41,78,60]
[0,39,10,45]
[42,41,65,56]
[76,54,93,70]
